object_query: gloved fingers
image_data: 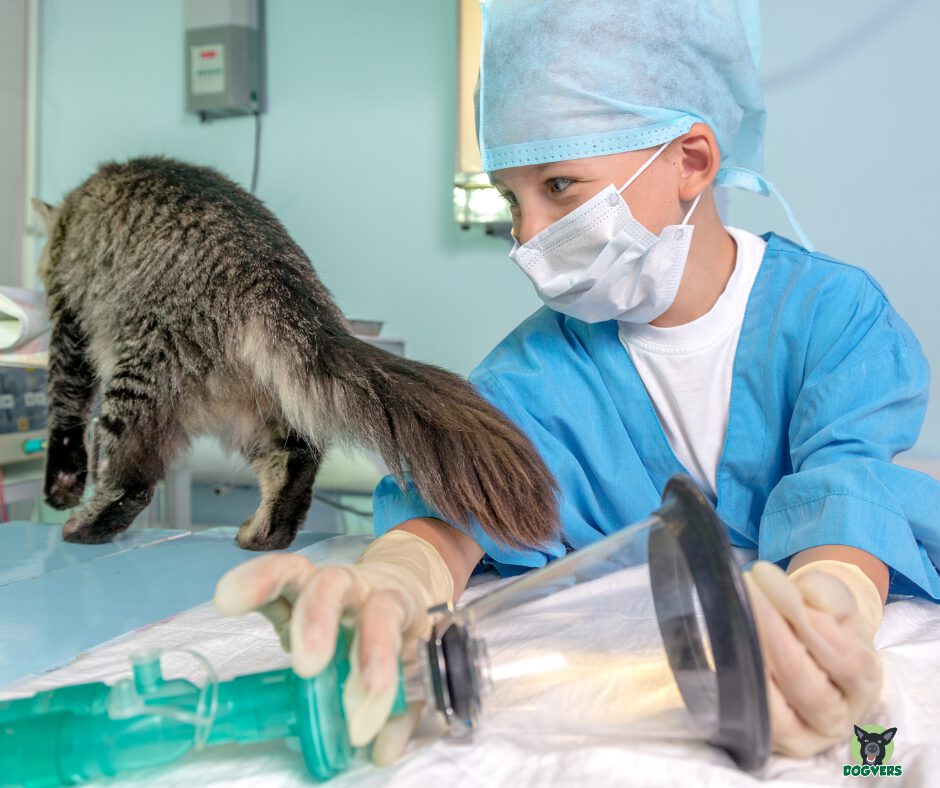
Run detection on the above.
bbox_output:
[371,702,425,767]
[398,634,420,665]
[749,562,809,628]
[214,553,317,616]
[790,570,882,708]
[802,605,883,715]
[749,563,848,677]
[356,591,409,694]
[343,615,404,747]
[790,569,857,622]
[291,565,369,678]
[259,597,294,652]
[767,675,841,758]
[766,674,803,756]
[750,563,881,717]
[744,571,849,738]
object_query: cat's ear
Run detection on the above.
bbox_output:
[31,198,57,232]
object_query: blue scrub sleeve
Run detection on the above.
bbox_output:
[758,298,940,600]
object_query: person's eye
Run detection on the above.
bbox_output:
[499,191,519,208]
[549,177,573,193]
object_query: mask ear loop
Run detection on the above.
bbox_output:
[617,140,672,193]
[615,139,702,227]
[681,192,703,226]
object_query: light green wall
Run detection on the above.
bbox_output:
[36,0,940,451]
[724,0,939,452]
[37,0,539,380]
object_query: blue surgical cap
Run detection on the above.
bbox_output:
[477,0,769,196]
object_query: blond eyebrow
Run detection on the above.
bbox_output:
[537,161,587,174]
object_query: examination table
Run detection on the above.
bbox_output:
[1,527,938,786]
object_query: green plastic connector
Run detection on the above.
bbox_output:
[22,437,46,455]
[0,629,407,786]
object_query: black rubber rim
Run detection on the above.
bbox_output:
[649,475,770,771]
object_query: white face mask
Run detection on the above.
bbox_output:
[508,142,701,324]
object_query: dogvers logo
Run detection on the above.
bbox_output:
[844,724,901,777]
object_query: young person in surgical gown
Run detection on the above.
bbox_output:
[215,0,940,765]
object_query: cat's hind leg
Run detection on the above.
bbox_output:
[61,362,184,544]
[44,308,98,510]
[236,428,322,551]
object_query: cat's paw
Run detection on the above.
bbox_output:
[61,487,152,544]
[236,514,297,551]
[44,430,89,509]
[45,469,87,510]
[61,508,113,544]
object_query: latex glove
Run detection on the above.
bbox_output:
[743,560,884,758]
[213,530,454,764]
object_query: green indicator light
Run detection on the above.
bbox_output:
[22,438,46,454]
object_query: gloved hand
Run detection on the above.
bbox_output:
[213,530,454,765]
[743,560,884,758]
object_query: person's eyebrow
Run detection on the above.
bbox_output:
[537,161,587,175]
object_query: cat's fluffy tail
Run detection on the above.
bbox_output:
[241,322,559,548]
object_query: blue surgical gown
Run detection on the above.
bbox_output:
[372,233,940,600]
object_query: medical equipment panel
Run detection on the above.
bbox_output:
[185,0,265,120]
[0,366,47,464]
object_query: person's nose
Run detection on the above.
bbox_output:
[514,208,554,246]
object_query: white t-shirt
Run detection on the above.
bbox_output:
[618,226,767,500]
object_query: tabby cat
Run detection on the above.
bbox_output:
[33,157,557,549]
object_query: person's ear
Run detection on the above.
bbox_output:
[674,123,721,201]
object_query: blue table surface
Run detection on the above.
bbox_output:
[0,522,335,687]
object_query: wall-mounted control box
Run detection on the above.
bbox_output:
[185,0,265,120]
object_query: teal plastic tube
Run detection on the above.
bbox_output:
[0,629,407,786]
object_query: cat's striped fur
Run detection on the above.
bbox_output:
[34,157,558,550]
